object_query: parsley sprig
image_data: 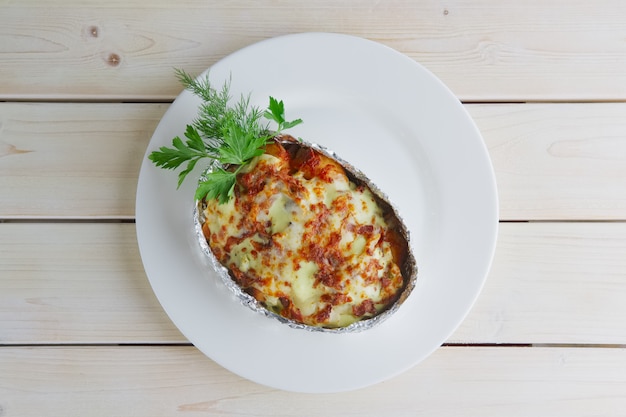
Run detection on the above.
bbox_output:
[148,69,302,203]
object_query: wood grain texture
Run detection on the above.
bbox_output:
[470,103,626,220]
[2,0,626,101]
[1,345,625,416]
[450,222,626,344]
[2,102,626,220]
[0,223,183,344]
[0,103,165,219]
[2,222,626,345]
[2,1,624,413]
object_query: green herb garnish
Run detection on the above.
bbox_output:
[148,69,302,203]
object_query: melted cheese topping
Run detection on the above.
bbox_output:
[201,140,406,328]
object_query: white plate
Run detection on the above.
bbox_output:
[136,33,498,393]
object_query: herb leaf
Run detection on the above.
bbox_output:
[217,120,268,165]
[148,70,302,203]
[264,96,303,133]
[148,125,211,188]
[195,168,237,204]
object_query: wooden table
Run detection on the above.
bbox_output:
[2,1,626,415]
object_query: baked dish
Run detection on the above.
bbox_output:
[150,71,416,331]
[198,136,414,329]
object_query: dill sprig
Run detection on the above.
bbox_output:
[148,69,302,203]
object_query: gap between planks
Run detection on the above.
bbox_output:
[4,219,626,224]
[2,342,625,349]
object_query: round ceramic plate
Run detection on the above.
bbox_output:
[136,33,498,393]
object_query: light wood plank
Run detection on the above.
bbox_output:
[2,0,626,101]
[0,223,184,344]
[1,345,625,416]
[0,103,165,219]
[470,103,626,220]
[2,222,626,345]
[3,102,626,220]
[450,222,626,344]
